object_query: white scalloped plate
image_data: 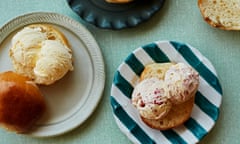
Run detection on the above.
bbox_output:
[0,12,105,137]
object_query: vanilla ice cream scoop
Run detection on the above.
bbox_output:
[33,40,73,85]
[132,78,172,120]
[9,24,73,85]
[165,63,199,104]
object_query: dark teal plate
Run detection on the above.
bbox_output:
[67,0,165,30]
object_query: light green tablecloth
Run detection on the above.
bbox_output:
[0,0,239,143]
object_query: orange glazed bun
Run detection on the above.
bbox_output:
[0,71,45,133]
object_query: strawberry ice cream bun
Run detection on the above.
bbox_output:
[165,63,199,104]
[131,78,172,120]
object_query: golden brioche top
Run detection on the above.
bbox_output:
[0,71,45,133]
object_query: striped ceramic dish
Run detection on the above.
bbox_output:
[110,40,222,144]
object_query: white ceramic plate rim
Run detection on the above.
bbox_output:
[0,12,105,137]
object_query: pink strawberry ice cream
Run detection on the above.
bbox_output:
[131,78,172,120]
[165,63,199,104]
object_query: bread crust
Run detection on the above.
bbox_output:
[141,96,194,130]
[140,62,174,81]
[198,0,240,30]
[0,71,45,133]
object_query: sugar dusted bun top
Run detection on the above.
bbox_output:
[0,71,45,133]
[9,24,73,85]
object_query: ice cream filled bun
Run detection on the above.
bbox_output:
[131,62,199,130]
[9,24,74,85]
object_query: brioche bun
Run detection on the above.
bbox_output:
[136,63,197,130]
[9,24,73,85]
[141,95,195,130]
[0,71,45,133]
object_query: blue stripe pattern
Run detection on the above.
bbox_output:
[110,96,156,144]
[113,71,133,98]
[184,118,207,139]
[125,53,145,77]
[195,92,219,121]
[142,43,170,63]
[161,130,187,144]
[170,41,223,95]
[110,41,222,144]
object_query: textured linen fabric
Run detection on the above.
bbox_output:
[0,0,240,144]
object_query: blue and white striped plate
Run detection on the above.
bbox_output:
[110,41,222,144]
